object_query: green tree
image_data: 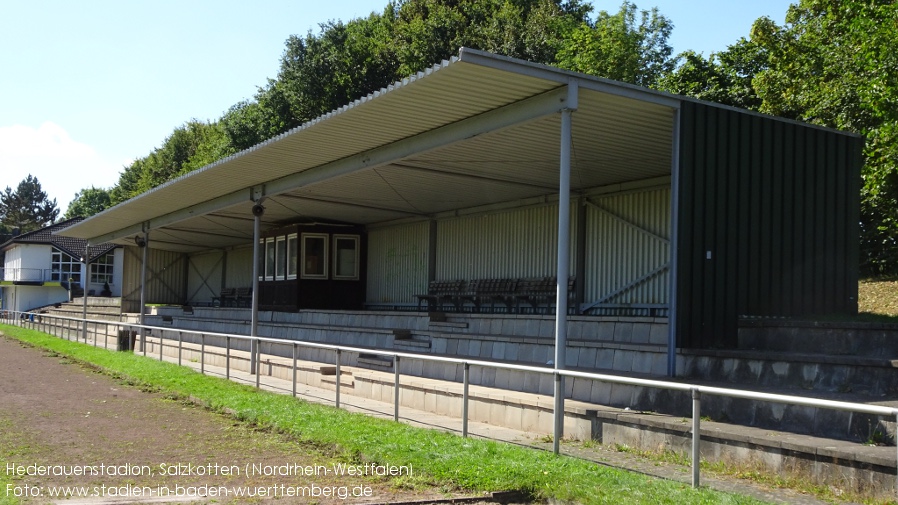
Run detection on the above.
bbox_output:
[554,1,674,87]
[0,175,59,232]
[110,0,670,207]
[657,38,767,110]
[110,120,231,201]
[65,187,112,219]
[746,1,898,274]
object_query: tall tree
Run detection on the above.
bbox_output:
[746,1,898,274]
[65,187,112,219]
[554,1,674,87]
[0,175,59,232]
[657,38,767,110]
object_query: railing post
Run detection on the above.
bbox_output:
[225,336,230,379]
[335,349,341,408]
[255,339,261,389]
[200,334,205,374]
[692,387,701,488]
[292,343,298,398]
[178,332,183,366]
[394,356,401,422]
[463,362,470,438]
[553,371,563,455]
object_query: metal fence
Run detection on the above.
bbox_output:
[0,268,57,283]
[2,309,897,492]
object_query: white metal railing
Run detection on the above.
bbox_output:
[0,268,56,283]
[3,309,897,493]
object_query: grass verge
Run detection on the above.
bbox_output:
[0,324,769,505]
[0,419,27,505]
[611,444,887,505]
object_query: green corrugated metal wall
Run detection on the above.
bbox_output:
[676,101,863,348]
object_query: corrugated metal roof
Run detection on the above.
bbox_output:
[57,48,680,252]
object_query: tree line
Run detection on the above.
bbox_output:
[7,0,897,275]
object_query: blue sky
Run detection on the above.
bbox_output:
[0,0,793,211]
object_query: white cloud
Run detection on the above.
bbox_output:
[0,122,123,212]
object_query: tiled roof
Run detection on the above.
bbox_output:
[0,218,117,260]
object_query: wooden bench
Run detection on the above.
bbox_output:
[212,287,236,307]
[459,278,518,313]
[416,280,465,311]
[235,287,253,308]
[513,277,575,314]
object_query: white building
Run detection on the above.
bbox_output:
[0,218,123,312]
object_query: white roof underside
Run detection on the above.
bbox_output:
[59,49,679,252]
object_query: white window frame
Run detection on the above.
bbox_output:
[332,234,360,280]
[264,238,276,281]
[286,233,298,280]
[257,239,265,281]
[275,236,287,280]
[51,247,81,283]
[90,251,115,284]
[301,233,328,280]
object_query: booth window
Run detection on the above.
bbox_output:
[265,238,276,280]
[333,235,359,280]
[258,239,265,280]
[276,236,287,280]
[287,234,298,279]
[301,233,328,279]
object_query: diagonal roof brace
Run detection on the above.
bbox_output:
[79,84,577,245]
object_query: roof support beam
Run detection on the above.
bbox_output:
[391,162,559,191]
[81,85,574,245]
[276,193,427,217]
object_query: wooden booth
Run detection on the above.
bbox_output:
[258,223,367,311]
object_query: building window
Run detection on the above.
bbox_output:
[276,236,287,280]
[258,239,265,280]
[51,247,81,283]
[90,252,115,284]
[333,235,359,280]
[287,234,298,279]
[301,234,328,279]
[265,238,276,280]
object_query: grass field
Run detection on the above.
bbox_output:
[0,325,769,505]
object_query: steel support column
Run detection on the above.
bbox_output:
[250,201,264,374]
[553,82,577,455]
[139,231,149,352]
[668,108,681,376]
[81,243,90,342]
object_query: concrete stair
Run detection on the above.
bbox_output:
[137,308,898,445]
[114,330,898,499]
[38,297,126,322]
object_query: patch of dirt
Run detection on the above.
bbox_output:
[858,277,898,316]
[0,336,471,504]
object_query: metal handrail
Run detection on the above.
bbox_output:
[4,309,898,493]
[0,268,52,282]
